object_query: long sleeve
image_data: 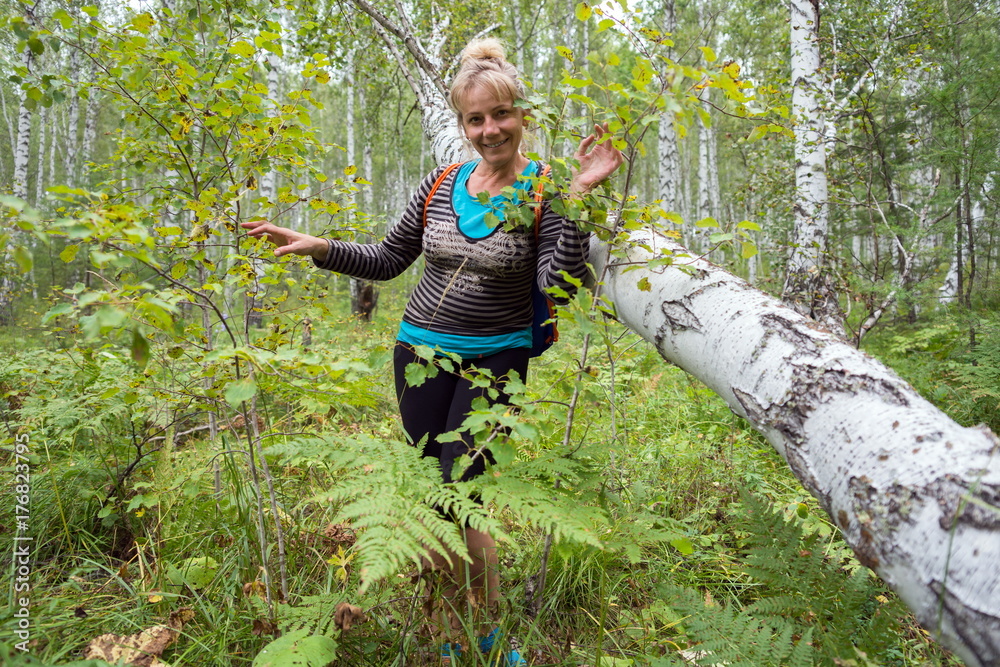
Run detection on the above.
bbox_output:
[311,167,447,280]
[535,201,590,304]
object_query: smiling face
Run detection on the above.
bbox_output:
[458,86,528,173]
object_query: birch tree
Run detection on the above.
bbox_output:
[592,231,999,667]
[12,6,37,201]
[657,1,681,219]
[784,0,845,336]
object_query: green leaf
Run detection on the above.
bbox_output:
[13,246,32,273]
[637,276,651,292]
[700,46,717,63]
[224,378,257,407]
[695,217,718,228]
[404,361,433,388]
[82,5,99,17]
[229,40,255,58]
[746,124,768,142]
[736,220,761,231]
[42,303,73,324]
[491,441,517,467]
[60,244,80,263]
[0,195,27,212]
[52,9,74,29]
[165,556,219,590]
[81,305,127,338]
[130,329,150,369]
[575,3,592,21]
[253,629,338,667]
[670,537,694,555]
[129,12,155,33]
[741,241,758,259]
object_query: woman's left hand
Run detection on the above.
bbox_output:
[569,123,625,194]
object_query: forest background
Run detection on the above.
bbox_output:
[0,0,998,665]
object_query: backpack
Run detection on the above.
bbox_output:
[422,162,557,358]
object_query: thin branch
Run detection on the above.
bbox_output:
[350,0,448,100]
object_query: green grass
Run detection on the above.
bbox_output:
[0,292,969,666]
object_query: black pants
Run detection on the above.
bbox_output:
[393,342,530,484]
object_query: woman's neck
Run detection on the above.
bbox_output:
[468,155,531,197]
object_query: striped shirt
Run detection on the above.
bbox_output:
[313,164,590,337]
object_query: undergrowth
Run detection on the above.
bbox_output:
[0,293,965,666]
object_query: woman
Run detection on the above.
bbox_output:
[243,38,622,665]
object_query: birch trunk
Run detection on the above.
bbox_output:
[592,231,1000,667]
[657,2,680,218]
[13,50,34,201]
[784,0,845,337]
[36,105,47,205]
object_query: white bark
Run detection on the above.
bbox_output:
[592,230,1000,666]
[13,48,34,201]
[36,104,48,205]
[82,89,99,171]
[787,0,828,279]
[658,117,679,213]
[784,0,844,336]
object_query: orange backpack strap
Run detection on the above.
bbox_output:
[422,163,462,227]
[533,163,552,240]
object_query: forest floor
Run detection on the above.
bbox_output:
[0,291,980,667]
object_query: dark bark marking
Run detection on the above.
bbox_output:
[931,475,1000,532]
[929,580,1000,666]
[847,476,923,571]
[660,299,703,334]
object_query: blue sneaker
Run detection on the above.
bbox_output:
[478,628,526,666]
[441,641,462,664]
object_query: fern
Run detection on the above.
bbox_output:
[659,491,905,666]
[277,595,345,637]
[268,425,614,588]
[659,585,814,667]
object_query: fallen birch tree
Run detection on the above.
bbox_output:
[593,232,1000,667]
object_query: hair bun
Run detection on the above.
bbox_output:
[460,38,507,67]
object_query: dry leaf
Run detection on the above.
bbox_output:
[83,608,194,667]
[322,522,357,548]
[251,618,278,637]
[333,602,366,631]
[242,580,267,598]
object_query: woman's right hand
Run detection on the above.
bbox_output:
[241,220,328,262]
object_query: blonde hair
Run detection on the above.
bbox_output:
[448,38,526,121]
